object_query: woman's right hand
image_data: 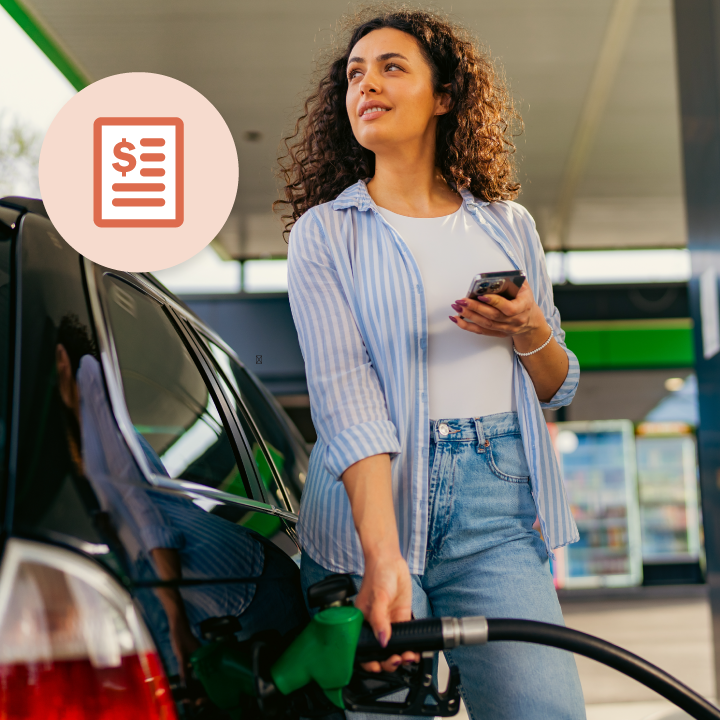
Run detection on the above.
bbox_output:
[354,551,421,673]
[340,452,421,672]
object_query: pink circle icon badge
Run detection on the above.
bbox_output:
[40,72,238,272]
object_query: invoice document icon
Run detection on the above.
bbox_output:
[93,117,184,227]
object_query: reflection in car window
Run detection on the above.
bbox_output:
[204,339,308,513]
[103,276,251,499]
[71,352,307,691]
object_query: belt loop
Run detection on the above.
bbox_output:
[431,419,439,444]
[473,417,487,454]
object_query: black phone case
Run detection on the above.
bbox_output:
[467,272,526,300]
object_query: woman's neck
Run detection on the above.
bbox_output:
[366,151,461,219]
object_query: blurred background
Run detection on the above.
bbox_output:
[2,1,719,717]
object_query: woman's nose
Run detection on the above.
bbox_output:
[359,72,380,95]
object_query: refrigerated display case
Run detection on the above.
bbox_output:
[552,420,643,588]
[635,424,702,567]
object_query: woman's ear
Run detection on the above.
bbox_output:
[435,83,453,115]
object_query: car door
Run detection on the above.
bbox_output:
[3,202,309,718]
[85,262,309,710]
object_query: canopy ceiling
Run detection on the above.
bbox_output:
[21,0,686,255]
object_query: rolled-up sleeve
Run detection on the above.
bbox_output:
[287,209,402,479]
[515,206,580,410]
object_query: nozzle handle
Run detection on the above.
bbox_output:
[355,616,488,662]
[307,574,356,608]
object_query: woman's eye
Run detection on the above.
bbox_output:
[347,63,402,80]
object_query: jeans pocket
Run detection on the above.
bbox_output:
[487,433,530,483]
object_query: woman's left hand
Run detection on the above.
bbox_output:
[449,280,569,402]
[449,280,547,347]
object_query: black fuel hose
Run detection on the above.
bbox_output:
[487,619,720,720]
[355,616,719,720]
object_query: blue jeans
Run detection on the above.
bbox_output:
[300,412,586,720]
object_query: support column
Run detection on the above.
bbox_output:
[674,0,720,697]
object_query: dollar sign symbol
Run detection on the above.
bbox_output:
[112,138,136,177]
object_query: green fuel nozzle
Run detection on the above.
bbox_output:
[189,574,483,718]
[189,575,365,715]
[269,574,363,708]
[271,604,363,708]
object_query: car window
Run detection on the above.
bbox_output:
[0,209,13,496]
[102,276,254,500]
[205,349,291,512]
[14,214,111,550]
[202,337,308,512]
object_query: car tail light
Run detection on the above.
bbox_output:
[0,539,177,720]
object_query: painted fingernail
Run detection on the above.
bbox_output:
[456,298,468,306]
[477,296,491,303]
[379,631,388,648]
[392,658,401,667]
[451,303,463,312]
[449,316,458,324]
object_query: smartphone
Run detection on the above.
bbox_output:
[467,270,526,301]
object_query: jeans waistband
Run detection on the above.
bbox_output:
[429,412,521,451]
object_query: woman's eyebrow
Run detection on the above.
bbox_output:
[347,52,410,65]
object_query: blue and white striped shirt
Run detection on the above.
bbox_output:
[287,179,580,575]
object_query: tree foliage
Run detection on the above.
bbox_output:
[0,110,41,197]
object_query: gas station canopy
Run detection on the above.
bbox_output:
[15,0,685,256]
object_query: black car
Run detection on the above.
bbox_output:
[0,196,315,718]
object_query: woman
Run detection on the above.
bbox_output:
[277,8,585,719]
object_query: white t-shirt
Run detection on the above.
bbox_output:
[376,203,516,420]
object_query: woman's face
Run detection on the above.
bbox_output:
[346,27,449,155]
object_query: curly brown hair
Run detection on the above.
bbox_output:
[274,5,522,237]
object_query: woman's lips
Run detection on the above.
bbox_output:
[360,108,391,121]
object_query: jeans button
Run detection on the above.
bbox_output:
[439,423,449,436]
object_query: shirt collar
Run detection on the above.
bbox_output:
[331,179,490,212]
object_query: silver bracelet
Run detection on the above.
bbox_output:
[513,328,554,357]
